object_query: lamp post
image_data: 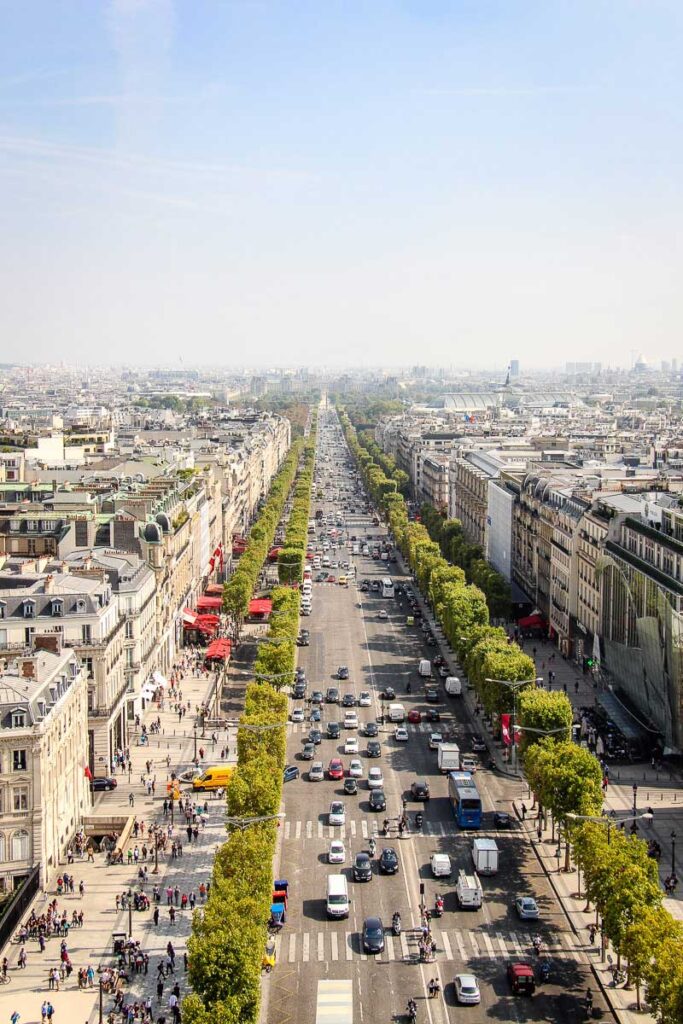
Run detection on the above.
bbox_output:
[193,727,198,762]
[99,977,104,1024]
[671,830,677,877]
[632,782,638,820]
[484,677,543,774]
[127,888,133,938]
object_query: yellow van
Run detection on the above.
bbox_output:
[192,765,234,792]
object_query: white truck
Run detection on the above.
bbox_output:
[472,838,499,875]
[388,703,406,723]
[430,853,452,878]
[437,742,461,773]
[455,869,483,909]
[418,659,432,678]
[444,676,462,696]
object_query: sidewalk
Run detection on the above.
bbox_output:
[1,654,248,1024]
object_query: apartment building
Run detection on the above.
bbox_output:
[0,646,90,891]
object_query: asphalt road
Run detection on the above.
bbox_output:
[264,412,608,1024]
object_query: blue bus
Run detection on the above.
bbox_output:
[448,771,483,828]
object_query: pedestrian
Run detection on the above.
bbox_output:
[186,824,192,843]
[174,886,180,906]
[537,824,542,843]
[41,1002,49,1022]
[169,907,176,925]
[11,1012,20,1024]
[154,907,160,926]
[157,979,164,1002]
[18,947,27,969]
[79,880,85,898]
[129,792,135,807]
[575,679,580,694]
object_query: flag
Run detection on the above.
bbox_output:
[84,765,93,780]
[501,714,511,746]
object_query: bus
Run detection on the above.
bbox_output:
[448,771,483,828]
[381,577,394,598]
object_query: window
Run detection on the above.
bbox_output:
[23,601,35,619]
[76,600,86,613]
[51,599,63,617]
[125,620,134,639]
[0,833,5,861]
[0,602,5,619]
[26,519,37,532]
[12,788,28,812]
[11,710,26,728]
[81,625,92,644]
[12,750,27,772]
[11,829,29,861]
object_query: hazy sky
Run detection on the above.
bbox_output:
[1,1,682,369]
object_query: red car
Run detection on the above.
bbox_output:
[407,709,422,724]
[327,575,337,584]
[328,758,345,780]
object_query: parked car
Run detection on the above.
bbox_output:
[90,777,117,792]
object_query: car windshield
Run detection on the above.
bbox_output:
[365,925,382,938]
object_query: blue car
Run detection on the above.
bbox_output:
[283,766,300,783]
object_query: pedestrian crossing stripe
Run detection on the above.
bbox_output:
[281,818,474,838]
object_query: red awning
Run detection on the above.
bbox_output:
[517,613,546,629]
[249,598,273,616]
[205,638,231,661]
[182,608,197,626]
[204,583,223,596]
[195,613,220,625]
[197,596,222,611]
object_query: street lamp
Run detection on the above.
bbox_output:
[193,726,198,762]
[484,677,543,773]
[671,830,677,877]
[127,888,133,938]
[632,783,638,820]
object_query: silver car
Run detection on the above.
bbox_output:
[309,761,324,782]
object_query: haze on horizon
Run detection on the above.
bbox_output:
[1,1,682,370]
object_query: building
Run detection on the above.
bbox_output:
[0,645,90,891]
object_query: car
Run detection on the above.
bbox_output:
[494,811,512,828]
[515,896,540,920]
[337,666,350,680]
[328,575,337,584]
[358,691,372,707]
[309,707,322,722]
[295,666,306,680]
[454,974,481,1005]
[359,582,369,592]
[343,777,358,795]
[507,962,536,996]
[329,801,346,826]
[471,735,487,753]
[425,708,441,722]
[369,789,386,811]
[296,634,310,646]
[314,572,326,582]
[432,654,445,667]
[353,852,373,882]
[461,756,479,773]
[341,693,356,707]
[378,609,388,620]
[328,758,345,780]
[348,758,364,779]
[428,732,443,750]
[394,726,409,742]
[378,847,399,874]
[301,742,316,760]
[308,729,322,745]
[366,740,382,758]
[309,761,324,782]
[291,708,305,723]
[363,721,379,737]
[362,917,385,954]
[411,779,431,801]
[283,765,300,783]
[425,687,439,703]
[380,687,396,701]
[90,776,117,792]
[344,737,359,755]
[327,722,341,740]
[326,687,340,704]
[407,709,422,724]
[311,691,324,705]
[292,684,307,700]
[343,710,358,728]
[328,839,346,864]
[438,665,449,677]
[367,766,384,789]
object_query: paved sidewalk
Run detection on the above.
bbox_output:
[1,660,241,1024]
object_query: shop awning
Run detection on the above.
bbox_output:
[517,613,546,629]
[249,598,273,616]
[153,671,168,687]
[204,638,232,661]
[182,608,197,626]
[197,596,222,611]
[204,583,223,596]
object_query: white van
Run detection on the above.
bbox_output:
[418,659,432,678]
[444,676,462,696]
[455,870,483,909]
[326,874,350,918]
[388,703,406,723]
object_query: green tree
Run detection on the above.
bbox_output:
[517,689,573,752]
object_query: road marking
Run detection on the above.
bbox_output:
[330,932,338,961]
[318,932,325,961]
[340,824,346,839]
[361,820,368,839]
[288,934,296,963]
[469,932,480,957]
[384,935,394,961]
[440,930,452,960]
[350,820,356,837]
[562,931,579,952]
[284,821,290,839]
[345,932,354,961]
[496,932,508,957]
[329,826,335,839]
[306,820,312,839]
[437,822,445,836]
[317,821,323,838]
[482,933,496,959]
[454,930,467,960]
[425,821,434,835]
[295,821,301,840]
[400,933,410,960]
[303,933,310,963]
[510,932,523,956]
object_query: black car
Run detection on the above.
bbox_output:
[471,736,487,753]
[360,582,369,592]
[337,666,350,680]
[353,853,373,882]
[327,722,341,740]
[362,916,385,953]
[364,721,379,737]
[366,741,382,758]
[296,634,310,647]
[341,693,356,708]
[293,683,307,700]
[411,779,431,801]
[308,729,323,745]
[90,776,117,792]
[343,777,358,795]
[425,687,439,703]
[326,687,340,704]
[369,789,386,812]
[380,687,396,701]
[494,811,512,828]
[309,707,322,722]
[283,765,300,783]
[311,691,324,705]
[378,847,399,874]
[425,708,441,722]
[301,743,316,760]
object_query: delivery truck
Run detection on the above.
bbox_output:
[471,837,499,875]
[444,676,462,696]
[455,869,483,909]
[437,742,461,773]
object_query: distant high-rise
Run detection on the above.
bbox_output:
[672,358,679,373]
[509,360,520,378]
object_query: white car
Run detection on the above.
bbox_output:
[358,691,372,707]
[348,758,364,779]
[328,839,346,864]
[291,708,305,723]
[344,736,359,755]
[343,711,359,730]
[394,726,409,742]
[454,974,481,1005]
[428,732,443,750]
[367,767,384,790]
[309,762,324,782]
[329,801,346,826]
[378,609,388,620]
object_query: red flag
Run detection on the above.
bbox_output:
[84,765,93,780]
[501,714,511,746]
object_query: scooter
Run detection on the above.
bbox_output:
[539,960,551,983]
[414,812,424,830]
[407,1000,417,1023]
[434,895,444,918]
[392,912,401,936]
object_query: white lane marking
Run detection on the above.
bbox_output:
[345,932,354,961]
[510,931,523,956]
[306,820,312,839]
[318,932,325,961]
[303,933,310,962]
[317,821,323,838]
[331,932,338,961]
[440,930,453,960]
[284,821,291,839]
[482,933,496,959]
[496,932,508,957]
[400,933,410,960]
[469,932,480,957]
[350,820,357,837]
[454,930,467,960]
[329,825,335,839]
[340,824,346,839]
[361,820,368,839]
[384,935,394,961]
[288,933,296,963]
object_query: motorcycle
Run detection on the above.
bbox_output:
[414,812,423,830]
[407,999,417,1023]
[532,934,542,955]
[392,912,401,936]
[539,960,551,982]
[369,838,376,857]
[584,990,593,1017]
[406,682,412,693]
[434,895,444,918]
[382,818,390,836]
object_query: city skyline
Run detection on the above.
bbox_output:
[1,2,682,367]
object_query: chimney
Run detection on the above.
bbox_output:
[44,574,54,594]
[34,634,61,655]
[21,659,35,679]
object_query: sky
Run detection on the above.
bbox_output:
[1,0,682,370]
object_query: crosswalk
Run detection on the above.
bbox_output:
[288,722,448,734]
[275,926,582,964]
[282,817,488,839]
